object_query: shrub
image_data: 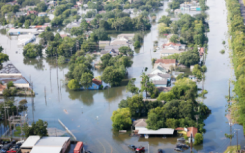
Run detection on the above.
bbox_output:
[194,133,203,145]
[220,49,225,54]
[7,81,14,89]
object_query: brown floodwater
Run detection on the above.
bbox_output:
[0,0,244,152]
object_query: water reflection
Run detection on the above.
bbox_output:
[23,58,45,71]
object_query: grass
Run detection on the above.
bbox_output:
[224,145,241,153]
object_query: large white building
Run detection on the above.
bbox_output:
[8,29,39,35]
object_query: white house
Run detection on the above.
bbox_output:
[148,73,171,82]
[133,119,147,131]
[152,79,168,87]
[150,66,168,75]
[117,34,135,40]
[160,49,184,57]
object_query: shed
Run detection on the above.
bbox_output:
[133,119,147,130]
[20,136,41,153]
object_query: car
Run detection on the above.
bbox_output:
[174,148,183,152]
[128,145,137,150]
[176,144,189,149]
[158,149,164,153]
[11,141,16,145]
[136,146,145,152]
[1,149,7,153]
[177,137,185,142]
[16,140,24,145]
[7,149,16,153]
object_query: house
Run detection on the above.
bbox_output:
[38,12,47,17]
[100,49,119,57]
[44,23,51,27]
[8,29,38,35]
[138,128,174,138]
[133,119,147,131]
[188,75,197,81]
[175,127,198,138]
[99,41,110,49]
[148,73,171,81]
[117,34,135,40]
[160,48,184,57]
[154,59,177,71]
[85,18,94,23]
[162,42,186,51]
[87,78,102,90]
[0,63,21,77]
[0,84,6,95]
[27,11,38,16]
[30,137,70,153]
[35,25,48,30]
[152,79,168,87]
[157,87,172,92]
[47,1,57,6]
[110,37,129,46]
[174,72,184,78]
[174,9,181,15]
[20,136,41,153]
[60,34,69,38]
[150,66,168,75]
[199,47,204,56]
[15,12,26,18]
[76,1,82,6]
[66,22,80,29]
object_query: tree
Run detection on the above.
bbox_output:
[80,72,93,88]
[179,51,200,67]
[119,46,133,56]
[101,66,124,86]
[23,44,42,58]
[134,41,141,49]
[111,108,132,130]
[126,78,139,95]
[170,34,179,43]
[68,79,80,90]
[192,64,202,80]
[157,92,175,101]
[146,107,165,130]
[158,23,170,34]
[7,81,14,89]
[0,53,9,64]
[23,119,48,137]
[24,20,30,29]
[194,133,203,145]
[36,2,47,12]
[158,15,172,26]
[58,56,66,64]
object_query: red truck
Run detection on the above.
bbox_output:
[74,141,83,153]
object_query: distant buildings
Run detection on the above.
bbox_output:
[8,29,39,35]
[27,10,38,16]
[180,1,201,11]
[38,12,47,17]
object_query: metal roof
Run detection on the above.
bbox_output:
[21,136,41,148]
[138,128,174,135]
[30,146,62,153]
[35,137,70,147]
[8,28,38,33]
[0,63,21,74]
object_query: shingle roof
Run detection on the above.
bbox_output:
[133,119,147,127]
[0,63,20,74]
[148,73,170,79]
[187,127,198,137]
[92,78,102,85]
[152,79,167,85]
[155,59,176,64]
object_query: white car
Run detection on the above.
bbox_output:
[16,140,24,144]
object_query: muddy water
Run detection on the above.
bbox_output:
[0,0,244,152]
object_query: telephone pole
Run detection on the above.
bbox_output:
[235,129,240,152]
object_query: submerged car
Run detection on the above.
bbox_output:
[128,145,137,150]
[177,137,185,142]
[174,148,183,152]
[158,149,164,153]
[136,146,145,152]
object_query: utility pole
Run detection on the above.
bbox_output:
[190,133,193,153]
[235,129,240,152]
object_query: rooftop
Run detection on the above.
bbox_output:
[0,63,21,74]
[155,59,176,64]
[148,73,171,79]
[30,146,61,153]
[0,77,29,84]
[160,49,183,54]
[0,84,6,91]
[8,28,38,33]
[92,78,102,85]
[157,87,172,92]
[152,79,168,85]
[21,136,41,148]
[133,119,147,127]
[35,137,70,147]
[187,127,198,137]
[138,128,175,135]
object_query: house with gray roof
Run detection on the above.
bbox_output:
[15,12,26,18]
[100,49,119,57]
[148,73,171,81]
[160,48,184,57]
[150,66,168,75]
[152,79,168,87]
[133,119,147,130]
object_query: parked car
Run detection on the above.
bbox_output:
[1,149,7,153]
[7,149,17,153]
[177,137,185,142]
[16,140,24,145]
[158,149,164,153]
[176,144,189,149]
[174,148,183,152]
[128,145,137,150]
[136,146,145,152]
[11,141,16,145]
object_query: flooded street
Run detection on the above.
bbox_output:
[0,0,244,152]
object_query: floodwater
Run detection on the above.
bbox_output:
[0,0,244,152]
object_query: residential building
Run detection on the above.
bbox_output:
[18,34,36,46]
[123,9,134,14]
[154,59,176,71]
[162,42,186,51]
[199,47,204,56]
[0,84,6,95]
[15,12,26,18]
[20,136,41,153]
[38,12,47,17]
[27,11,38,16]
[160,48,184,57]
[35,25,48,30]
[117,34,135,40]
[0,63,21,77]
[148,73,171,81]
[173,72,184,78]
[104,45,123,51]
[8,29,39,35]
[100,49,119,57]
[99,41,110,49]
[133,119,147,131]
[66,22,80,29]
[110,37,129,46]
[30,137,70,153]
[98,10,106,14]
[150,66,168,75]
[152,79,168,87]
[76,1,82,6]
[157,87,172,92]
[81,78,102,90]
[85,18,94,23]
[138,128,175,138]
[47,1,57,6]
[44,23,51,27]
[174,9,181,15]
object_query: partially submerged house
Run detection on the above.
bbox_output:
[152,79,168,87]
[175,127,198,138]
[100,49,119,57]
[162,42,186,51]
[160,49,184,57]
[117,34,135,40]
[110,37,129,46]
[133,119,147,131]
[148,73,171,82]
[150,66,168,75]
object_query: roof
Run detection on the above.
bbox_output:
[160,49,183,54]
[0,84,6,91]
[0,63,20,74]
[117,33,135,38]
[92,78,102,85]
[35,137,70,147]
[104,45,123,50]
[163,42,182,47]
[152,66,167,73]
[38,12,47,14]
[175,127,185,131]
[175,72,184,75]
[155,59,176,64]
[30,146,62,153]
[60,34,68,38]
[148,73,171,79]
[157,87,172,92]
[21,136,41,148]
[0,77,29,84]
[138,128,174,135]
[133,119,147,127]
[8,28,38,33]
[35,25,47,28]
[99,41,110,44]
[187,127,198,137]
[152,79,168,85]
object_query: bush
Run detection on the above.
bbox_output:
[222,40,226,45]
[19,99,27,105]
[134,41,141,49]
[3,89,11,97]
[194,133,203,145]
[67,79,80,90]
[220,49,225,54]
[58,56,66,64]
[7,81,14,89]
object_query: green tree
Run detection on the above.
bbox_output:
[23,119,48,137]
[111,108,132,130]
[126,78,139,95]
[58,56,66,64]
[179,51,200,67]
[119,46,133,56]
[192,64,202,80]
[170,34,179,43]
[146,107,165,130]
[194,133,203,145]
[24,20,30,29]
[7,81,14,89]
[80,72,93,88]
[68,79,80,90]
[158,23,170,34]
[134,41,141,49]
[157,92,175,101]
[23,44,42,58]
[101,66,124,86]
[158,15,172,26]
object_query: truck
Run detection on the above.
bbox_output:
[74,141,83,153]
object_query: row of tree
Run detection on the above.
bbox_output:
[226,0,245,132]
